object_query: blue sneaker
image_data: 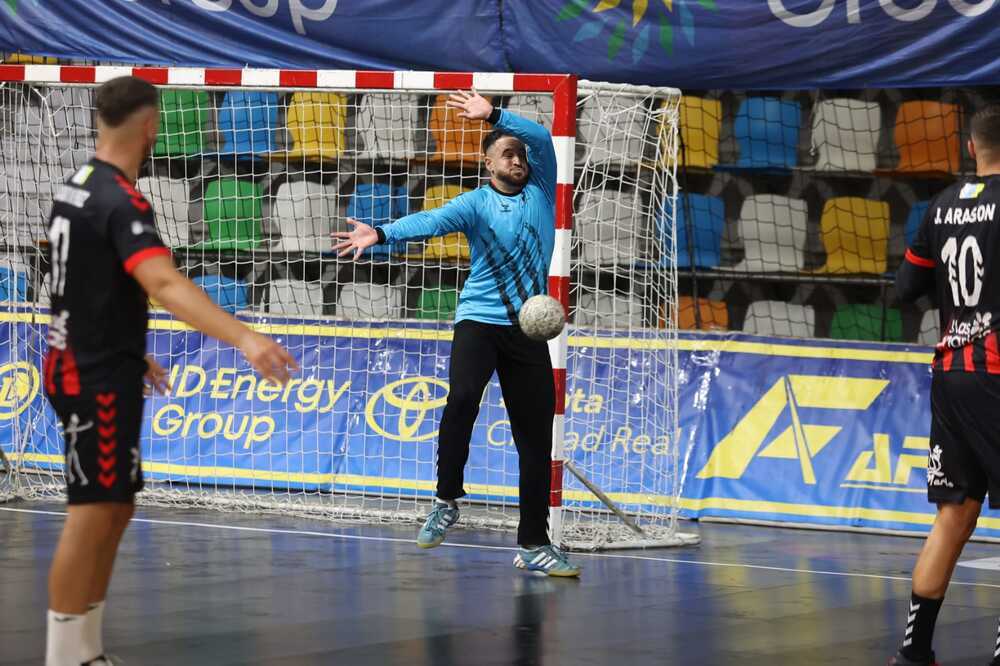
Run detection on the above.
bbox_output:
[417,502,459,549]
[513,545,581,577]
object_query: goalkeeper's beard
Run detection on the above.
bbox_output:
[494,166,529,190]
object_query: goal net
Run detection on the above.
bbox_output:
[0,66,694,550]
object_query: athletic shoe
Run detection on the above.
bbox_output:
[416,502,459,549]
[83,655,123,665]
[513,545,581,577]
[887,650,938,666]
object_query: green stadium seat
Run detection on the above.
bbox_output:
[417,288,459,320]
[153,90,210,157]
[199,178,262,250]
[830,304,902,342]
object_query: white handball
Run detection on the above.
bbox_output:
[518,295,566,341]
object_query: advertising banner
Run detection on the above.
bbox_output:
[4,312,1000,538]
[2,1,1000,89]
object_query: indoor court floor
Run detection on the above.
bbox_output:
[1,502,998,665]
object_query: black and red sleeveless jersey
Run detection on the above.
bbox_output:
[898,174,1000,373]
[44,159,169,395]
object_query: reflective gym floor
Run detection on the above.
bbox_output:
[1,502,998,665]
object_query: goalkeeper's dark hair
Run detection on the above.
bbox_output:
[96,76,159,128]
[971,104,1000,151]
[483,128,515,154]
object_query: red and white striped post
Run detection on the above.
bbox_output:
[546,76,577,545]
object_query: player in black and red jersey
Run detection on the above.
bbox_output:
[890,105,1000,666]
[43,76,297,666]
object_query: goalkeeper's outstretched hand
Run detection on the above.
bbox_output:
[332,218,379,260]
[446,89,492,121]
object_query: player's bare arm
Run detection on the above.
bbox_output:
[132,255,298,385]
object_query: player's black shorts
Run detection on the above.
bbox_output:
[929,371,1000,508]
[46,379,145,504]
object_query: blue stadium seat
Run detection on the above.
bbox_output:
[219,91,279,156]
[905,201,930,248]
[667,193,724,268]
[193,275,249,314]
[0,267,28,302]
[733,97,801,168]
[346,183,410,257]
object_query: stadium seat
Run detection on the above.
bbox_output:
[154,90,210,157]
[811,98,881,171]
[416,287,459,320]
[504,95,554,130]
[574,291,645,329]
[193,275,249,314]
[3,53,58,64]
[815,197,890,274]
[429,94,491,164]
[668,193,724,269]
[199,178,263,250]
[285,92,347,161]
[136,177,191,248]
[219,91,279,156]
[271,179,338,253]
[355,93,419,159]
[346,182,410,257]
[337,283,403,320]
[578,189,642,266]
[733,97,800,168]
[895,101,961,173]
[577,96,646,166]
[904,201,931,248]
[44,88,95,170]
[673,296,729,331]
[423,185,472,261]
[677,96,721,169]
[742,301,815,338]
[732,194,808,273]
[267,278,325,316]
[0,253,30,302]
[830,304,903,342]
[0,189,51,247]
[918,309,940,346]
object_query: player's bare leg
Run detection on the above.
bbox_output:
[890,497,981,665]
[913,498,981,598]
[48,503,133,666]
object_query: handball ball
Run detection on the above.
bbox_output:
[518,295,566,341]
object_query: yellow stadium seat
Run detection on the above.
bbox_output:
[815,197,890,274]
[423,184,472,261]
[4,53,58,64]
[429,95,491,165]
[286,92,347,160]
[895,101,961,173]
[674,97,721,168]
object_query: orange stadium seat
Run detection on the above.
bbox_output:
[428,94,492,165]
[894,101,961,173]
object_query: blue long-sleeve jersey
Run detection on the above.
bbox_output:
[381,109,556,326]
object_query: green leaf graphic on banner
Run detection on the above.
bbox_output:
[659,16,673,56]
[556,0,589,21]
[698,0,717,10]
[608,18,626,59]
[3,0,17,14]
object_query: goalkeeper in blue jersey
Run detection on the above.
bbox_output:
[333,90,579,577]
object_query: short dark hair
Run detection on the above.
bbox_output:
[482,128,520,154]
[971,104,1000,152]
[95,76,159,127]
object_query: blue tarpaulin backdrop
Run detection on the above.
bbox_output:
[2,1,1000,89]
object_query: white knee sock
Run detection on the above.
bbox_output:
[81,601,105,661]
[46,610,86,666]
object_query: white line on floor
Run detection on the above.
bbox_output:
[3,505,998,590]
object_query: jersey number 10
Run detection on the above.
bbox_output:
[941,235,984,307]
